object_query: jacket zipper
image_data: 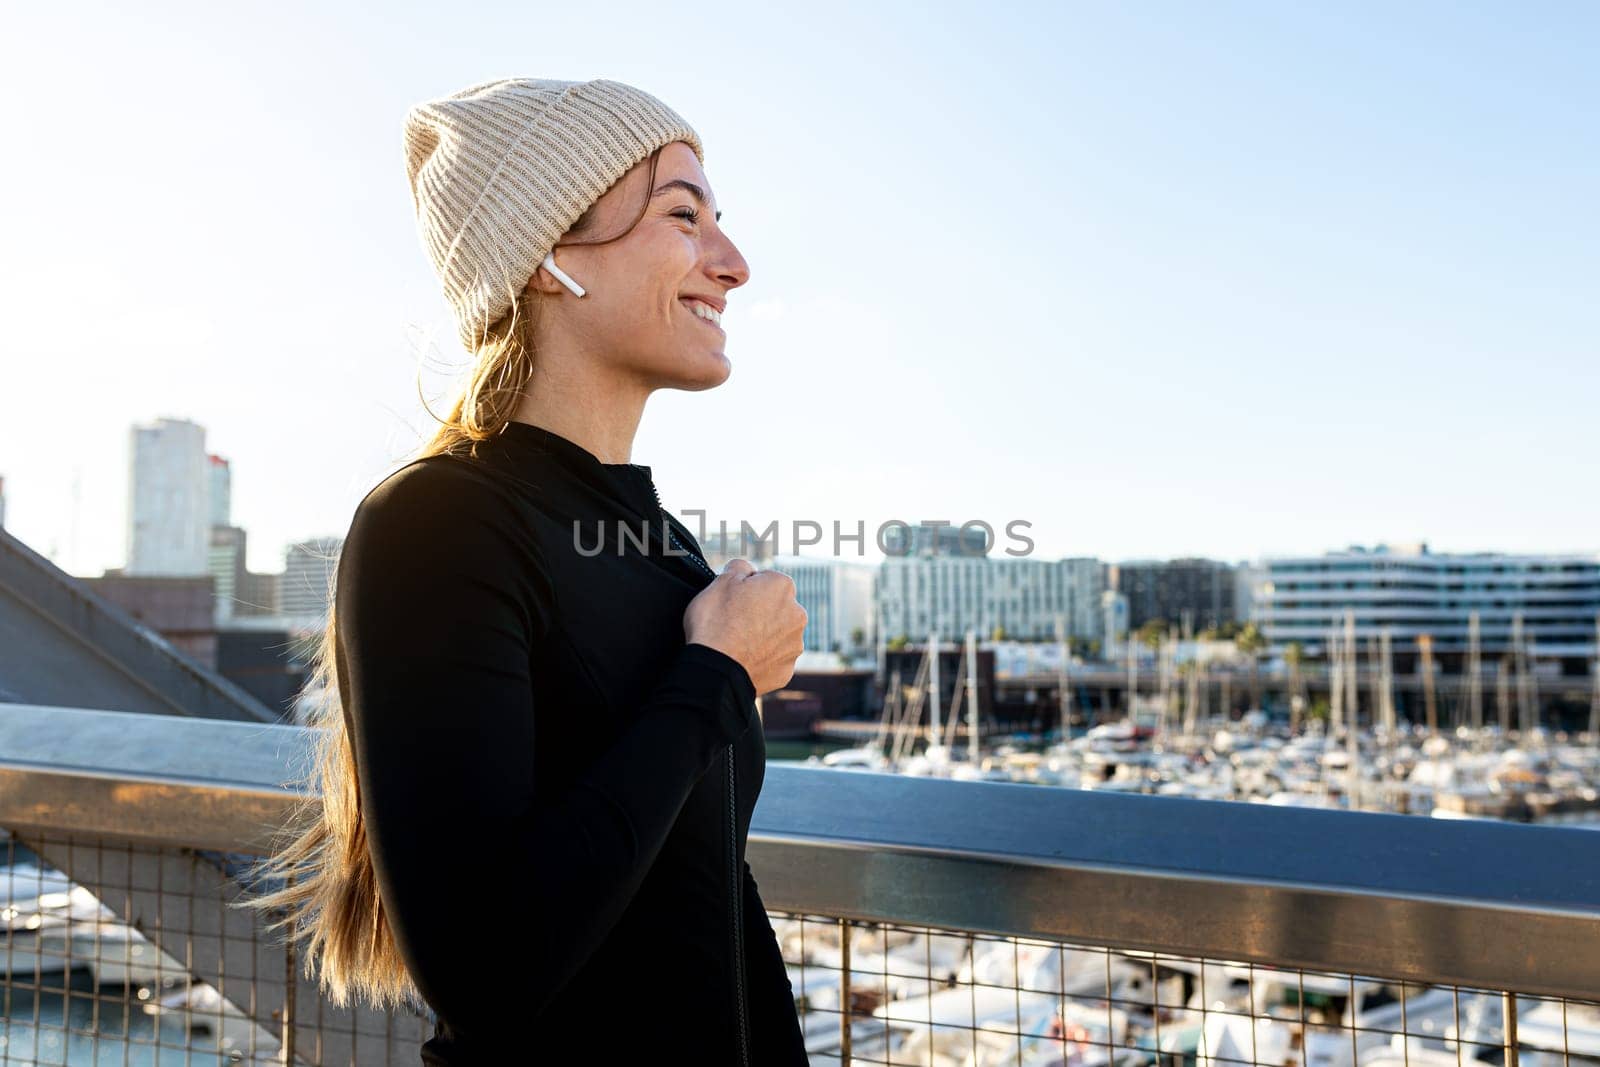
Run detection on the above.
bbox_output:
[646,482,716,579]
[726,746,751,1067]
[650,485,751,1064]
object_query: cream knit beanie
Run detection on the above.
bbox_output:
[402,77,704,352]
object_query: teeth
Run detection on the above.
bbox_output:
[684,299,722,326]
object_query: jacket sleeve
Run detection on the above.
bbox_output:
[742,858,811,1063]
[332,459,756,1037]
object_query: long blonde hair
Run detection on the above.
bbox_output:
[232,146,664,1012]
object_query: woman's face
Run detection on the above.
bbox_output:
[532,140,750,391]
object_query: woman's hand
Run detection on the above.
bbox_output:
[683,558,807,696]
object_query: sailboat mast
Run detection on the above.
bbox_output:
[875,667,900,757]
[1156,630,1169,739]
[1512,610,1533,739]
[876,603,886,686]
[1184,649,1200,739]
[1055,613,1070,742]
[1379,628,1395,733]
[1343,609,1360,732]
[1329,621,1344,735]
[965,629,981,764]
[1497,655,1512,737]
[1345,612,1361,808]
[1366,634,1381,732]
[1126,630,1138,722]
[1420,633,1438,737]
[1467,611,1484,733]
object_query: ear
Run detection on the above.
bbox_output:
[526,262,565,296]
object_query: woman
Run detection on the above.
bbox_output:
[239,77,811,1065]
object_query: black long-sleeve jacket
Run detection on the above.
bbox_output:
[332,418,810,1065]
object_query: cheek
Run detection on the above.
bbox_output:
[588,234,700,336]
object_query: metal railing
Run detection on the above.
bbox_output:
[0,703,1595,1065]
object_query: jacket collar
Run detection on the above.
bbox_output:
[485,419,662,521]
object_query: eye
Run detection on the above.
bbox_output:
[671,206,700,226]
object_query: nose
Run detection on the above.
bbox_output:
[708,229,750,291]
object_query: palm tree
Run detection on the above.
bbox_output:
[1136,619,1167,652]
[1285,640,1306,733]
[1235,622,1269,713]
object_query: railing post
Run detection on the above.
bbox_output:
[838,917,851,1066]
[283,870,297,1066]
[1502,991,1518,1067]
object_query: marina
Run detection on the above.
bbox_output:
[796,613,1600,826]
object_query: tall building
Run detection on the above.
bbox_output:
[878,556,1105,644]
[127,417,210,576]
[1110,557,1237,632]
[208,454,231,526]
[279,538,342,623]
[1251,543,1600,664]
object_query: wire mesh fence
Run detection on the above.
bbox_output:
[2,828,1594,1066]
[768,910,1600,1067]
[0,829,431,1065]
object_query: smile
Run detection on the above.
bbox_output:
[680,298,724,331]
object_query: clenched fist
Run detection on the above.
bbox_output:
[683,558,807,697]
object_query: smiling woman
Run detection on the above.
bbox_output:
[232,77,809,1066]
[514,137,744,401]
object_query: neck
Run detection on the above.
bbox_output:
[510,348,652,465]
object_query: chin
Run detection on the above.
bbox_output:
[669,350,733,391]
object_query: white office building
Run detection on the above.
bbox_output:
[126,417,210,576]
[1251,543,1600,658]
[878,556,1105,644]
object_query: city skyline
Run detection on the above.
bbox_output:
[7,412,1599,579]
[3,412,1600,575]
[4,2,1597,575]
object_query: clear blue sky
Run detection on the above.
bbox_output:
[2,0,1596,575]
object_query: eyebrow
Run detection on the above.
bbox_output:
[652,178,722,222]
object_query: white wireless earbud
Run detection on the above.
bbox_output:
[541,252,586,298]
